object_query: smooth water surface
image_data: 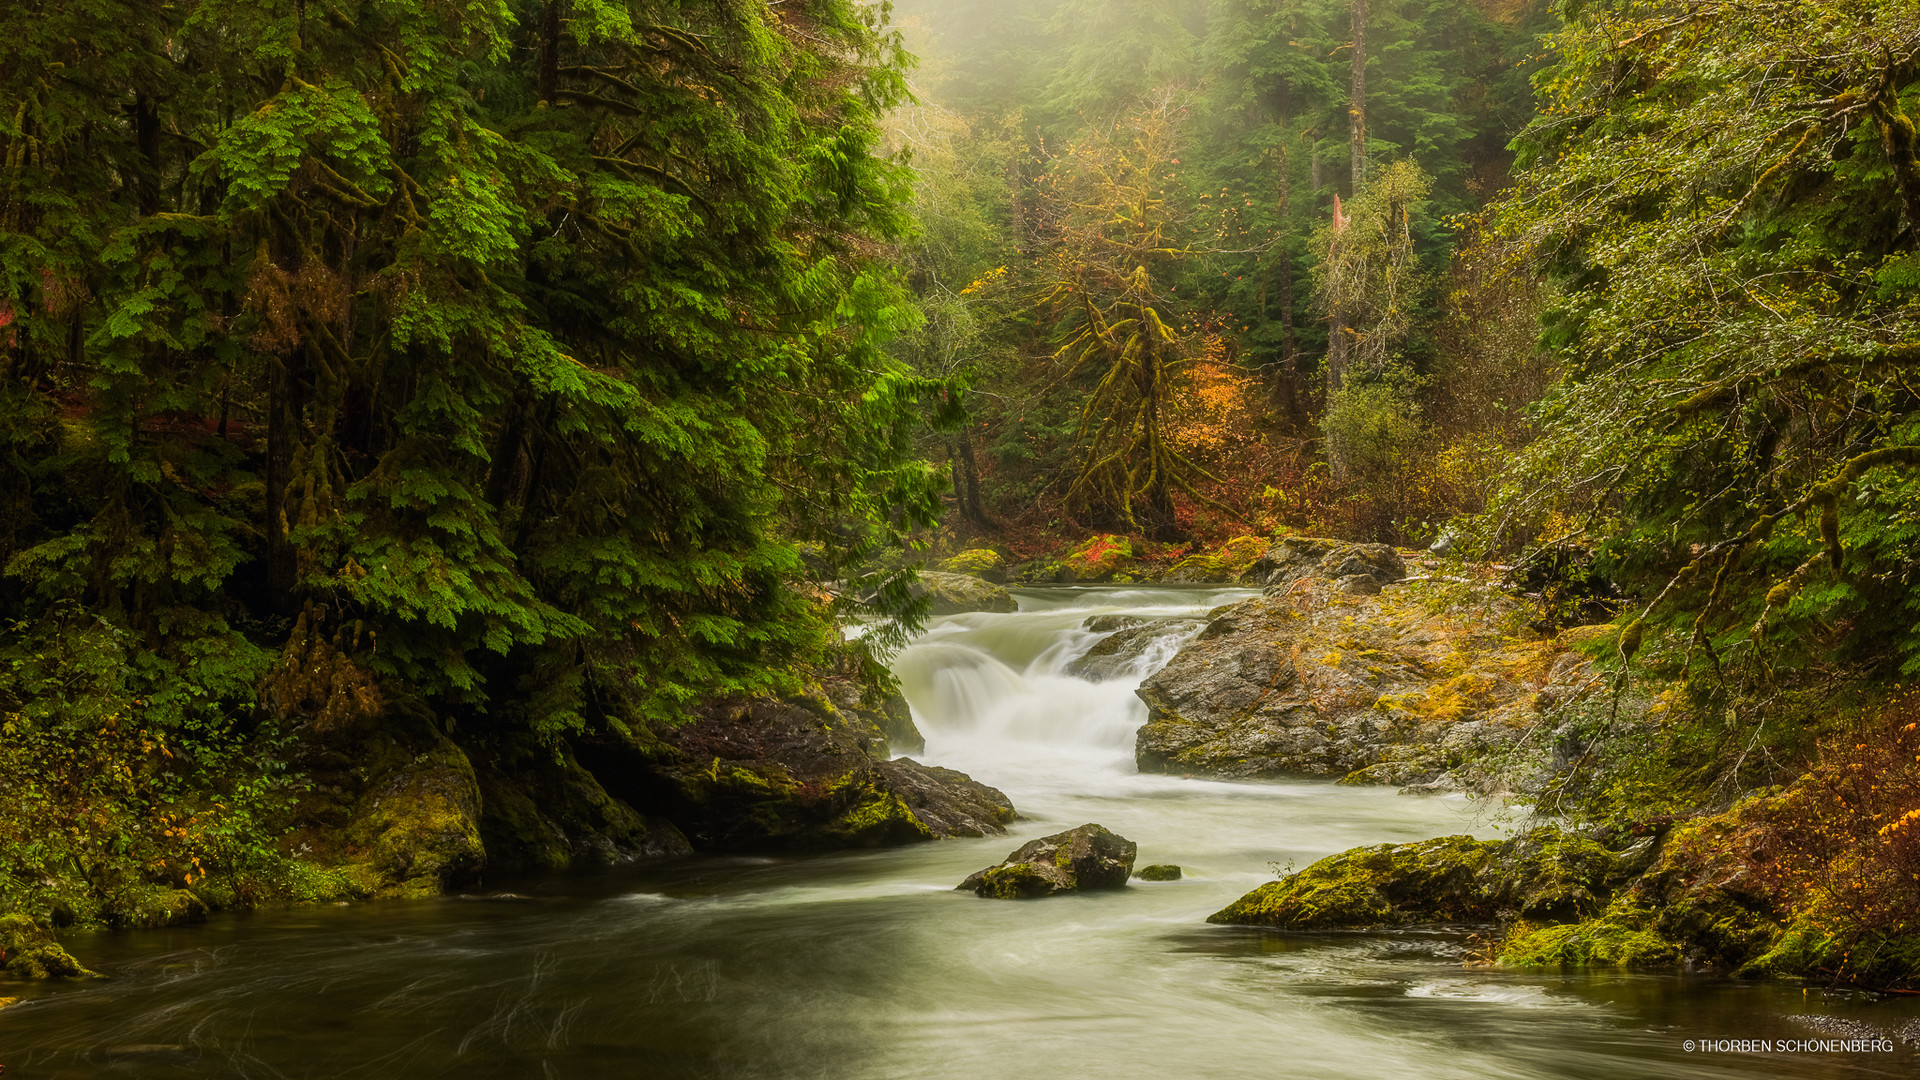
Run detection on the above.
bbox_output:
[2,586,1915,1078]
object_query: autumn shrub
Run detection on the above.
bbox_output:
[0,613,331,928]
[1743,694,1920,986]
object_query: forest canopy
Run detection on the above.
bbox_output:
[0,0,944,752]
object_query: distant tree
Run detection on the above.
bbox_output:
[1037,92,1216,536]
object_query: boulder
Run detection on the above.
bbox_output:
[914,571,1017,615]
[289,710,488,899]
[937,549,1009,583]
[473,737,692,875]
[959,823,1137,898]
[1066,618,1206,682]
[1133,575,1597,787]
[1208,826,1641,930]
[1137,864,1183,881]
[1256,539,1406,594]
[581,678,1015,851]
[0,913,94,979]
[1163,535,1270,583]
[874,759,1018,838]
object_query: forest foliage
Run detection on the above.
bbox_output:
[0,0,946,915]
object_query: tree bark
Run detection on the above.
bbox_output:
[538,0,562,104]
[948,436,987,529]
[1349,0,1368,193]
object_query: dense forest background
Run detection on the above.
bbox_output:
[887,0,1557,546]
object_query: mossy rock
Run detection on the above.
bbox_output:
[474,738,692,875]
[1499,907,1683,969]
[108,885,210,930]
[0,914,95,979]
[1209,835,1501,928]
[1482,827,1636,922]
[913,571,1017,615]
[959,824,1137,899]
[1137,864,1182,881]
[1164,535,1269,583]
[938,549,1008,583]
[1060,535,1136,582]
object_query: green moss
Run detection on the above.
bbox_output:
[0,913,95,979]
[824,788,932,846]
[1209,835,1499,928]
[107,885,209,930]
[979,863,1053,899]
[1062,534,1136,581]
[938,549,1007,580]
[1137,864,1182,881]
[1498,906,1682,969]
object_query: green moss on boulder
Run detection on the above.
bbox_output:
[1,913,94,979]
[1210,835,1500,928]
[1062,535,1136,582]
[1137,864,1182,881]
[959,824,1137,899]
[913,571,1017,615]
[938,549,1009,583]
[1164,535,1270,583]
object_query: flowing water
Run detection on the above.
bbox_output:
[2,586,1916,1078]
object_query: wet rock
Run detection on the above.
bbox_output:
[1209,826,1639,930]
[0,913,94,979]
[1133,573,1597,787]
[1083,614,1150,633]
[1066,618,1206,682]
[959,823,1137,899]
[289,711,487,899]
[824,678,925,757]
[937,549,1009,583]
[584,678,1015,851]
[1210,835,1500,928]
[914,571,1017,615]
[1136,864,1182,881]
[873,759,1017,838]
[473,737,692,875]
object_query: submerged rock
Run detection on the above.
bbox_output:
[0,913,94,979]
[959,823,1137,899]
[1136,864,1182,881]
[1066,618,1206,682]
[914,571,1017,615]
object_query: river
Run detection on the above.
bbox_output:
[1,586,1914,1078]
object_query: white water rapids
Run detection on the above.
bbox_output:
[0,585,1913,1079]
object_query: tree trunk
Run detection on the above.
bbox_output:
[949,434,992,530]
[538,0,562,104]
[1349,0,1368,193]
[266,346,309,612]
